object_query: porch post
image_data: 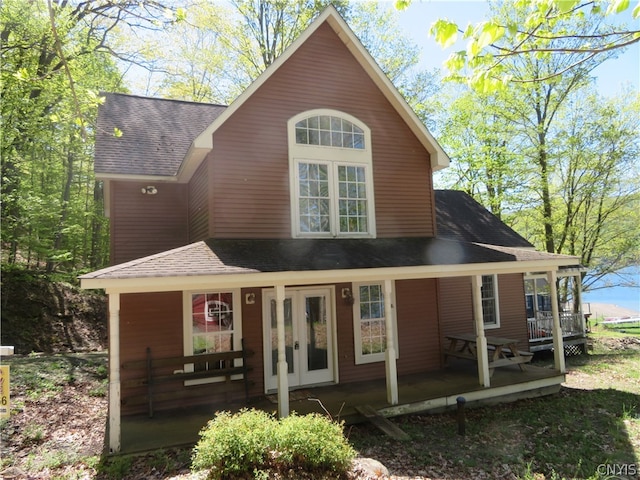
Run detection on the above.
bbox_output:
[275,284,289,417]
[547,270,566,373]
[384,279,398,405]
[108,292,121,453]
[471,276,491,387]
[576,272,586,334]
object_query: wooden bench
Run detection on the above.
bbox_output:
[121,339,253,417]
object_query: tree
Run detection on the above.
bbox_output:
[419,0,640,91]
[432,3,639,291]
[434,88,532,219]
[1,0,178,271]
[142,0,439,111]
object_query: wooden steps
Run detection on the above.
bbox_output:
[355,405,409,441]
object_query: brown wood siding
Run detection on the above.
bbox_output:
[240,287,265,396]
[495,274,530,350]
[395,279,441,374]
[207,23,434,239]
[110,181,189,265]
[438,277,474,339]
[188,159,209,242]
[438,274,530,351]
[119,292,184,415]
[336,279,440,384]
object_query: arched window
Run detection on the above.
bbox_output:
[288,110,375,238]
[294,114,365,149]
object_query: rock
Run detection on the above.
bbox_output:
[353,457,390,479]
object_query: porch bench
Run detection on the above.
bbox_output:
[121,340,253,417]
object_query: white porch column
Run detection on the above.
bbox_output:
[547,270,566,373]
[576,272,586,334]
[384,279,398,405]
[471,276,491,387]
[275,284,289,418]
[108,292,121,453]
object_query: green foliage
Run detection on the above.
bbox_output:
[424,0,640,91]
[191,409,355,479]
[274,413,355,472]
[1,0,118,271]
[192,409,276,477]
[97,455,134,480]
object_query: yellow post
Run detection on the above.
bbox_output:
[0,365,10,418]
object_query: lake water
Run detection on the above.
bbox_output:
[582,266,640,313]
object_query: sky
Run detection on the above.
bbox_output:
[391,0,640,97]
[390,1,640,313]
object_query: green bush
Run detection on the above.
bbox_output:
[274,413,355,472]
[192,409,356,479]
[192,409,276,478]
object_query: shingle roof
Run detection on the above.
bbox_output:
[95,93,226,177]
[80,238,576,281]
[435,190,533,248]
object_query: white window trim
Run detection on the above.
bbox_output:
[481,274,500,330]
[352,281,399,365]
[288,109,376,238]
[182,289,243,385]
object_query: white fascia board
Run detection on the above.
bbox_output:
[325,14,450,172]
[179,6,450,181]
[95,172,178,182]
[81,257,579,295]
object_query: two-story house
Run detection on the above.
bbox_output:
[81,7,580,454]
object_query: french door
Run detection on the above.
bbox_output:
[263,287,335,391]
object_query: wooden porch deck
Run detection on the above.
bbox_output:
[118,361,563,454]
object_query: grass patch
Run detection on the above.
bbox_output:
[3,352,108,400]
[350,336,640,480]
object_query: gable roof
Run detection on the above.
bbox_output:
[80,237,578,291]
[95,93,226,178]
[435,190,533,248]
[184,6,449,181]
[95,6,449,183]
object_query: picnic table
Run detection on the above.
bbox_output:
[444,333,533,376]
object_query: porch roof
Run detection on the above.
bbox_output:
[80,237,579,292]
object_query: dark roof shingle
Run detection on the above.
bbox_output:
[80,238,577,281]
[435,190,533,248]
[95,93,226,177]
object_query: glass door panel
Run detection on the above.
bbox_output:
[304,295,328,372]
[263,288,334,391]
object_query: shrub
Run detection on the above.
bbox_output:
[191,409,276,478]
[192,409,356,479]
[274,413,356,472]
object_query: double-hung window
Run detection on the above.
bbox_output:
[352,282,398,364]
[481,275,500,329]
[289,110,375,238]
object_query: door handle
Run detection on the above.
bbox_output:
[294,341,300,350]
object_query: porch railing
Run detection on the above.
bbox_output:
[527,311,585,341]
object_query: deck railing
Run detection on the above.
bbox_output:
[527,311,585,341]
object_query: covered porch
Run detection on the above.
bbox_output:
[117,360,564,454]
[80,238,579,454]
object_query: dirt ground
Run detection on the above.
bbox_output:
[1,336,639,480]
